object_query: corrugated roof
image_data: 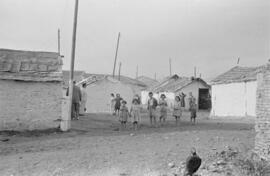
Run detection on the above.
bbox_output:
[0,49,62,82]
[211,66,265,85]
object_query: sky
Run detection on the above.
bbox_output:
[0,0,269,80]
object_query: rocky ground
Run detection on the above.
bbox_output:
[0,111,259,176]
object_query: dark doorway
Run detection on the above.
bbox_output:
[198,88,211,110]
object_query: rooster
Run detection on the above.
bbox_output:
[184,148,202,176]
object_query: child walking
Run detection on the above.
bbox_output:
[119,100,129,130]
[173,96,182,126]
[130,99,141,131]
[159,94,168,126]
[114,93,123,116]
[188,92,197,124]
[147,92,158,127]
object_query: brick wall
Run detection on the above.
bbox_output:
[255,67,270,161]
[0,80,62,131]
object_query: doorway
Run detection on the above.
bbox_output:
[198,88,211,110]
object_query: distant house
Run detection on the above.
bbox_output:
[141,74,211,110]
[0,49,63,131]
[76,74,147,113]
[137,76,159,88]
[210,66,265,117]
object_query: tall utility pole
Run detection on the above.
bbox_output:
[169,58,172,76]
[112,32,121,77]
[194,67,197,78]
[136,65,138,79]
[118,62,122,81]
[66,0,79,131]
[58,28,61,54]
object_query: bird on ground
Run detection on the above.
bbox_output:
[184,147,202,176]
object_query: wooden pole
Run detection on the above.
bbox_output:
[194,67,197,78]
[136,65,138,79]
[58,28,61,54]
[113,32,121,77]
[169,58,172,76]
[66,0,79,131]
[118,62,122,81]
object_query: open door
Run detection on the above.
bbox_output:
[198,88,211,110]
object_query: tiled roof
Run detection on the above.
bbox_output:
[150,74,209,92]
[149,74,179,92]
[211,66,266,85]
[0,49,62,81]
[137,76,159,88]
[82,73,147,88]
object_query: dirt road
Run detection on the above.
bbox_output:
[0,112,255,176]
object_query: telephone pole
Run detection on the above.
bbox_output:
[136,65,138,79]
[194,67,197,78]
[58,28,61,54]
[169,58,172,76]
[112,32,121,77]
[66,0,79,131]
[118,62,122,81]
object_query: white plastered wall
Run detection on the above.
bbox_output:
[211,81,257,117]
[85,79,136,113]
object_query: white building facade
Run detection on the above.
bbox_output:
[211,81,257,117]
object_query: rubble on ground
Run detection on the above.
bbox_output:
[165,146,270,176]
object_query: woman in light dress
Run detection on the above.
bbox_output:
[130,99,142,130]
[159,94,168,126]
[173,96,183,126]
[110,93,116,115]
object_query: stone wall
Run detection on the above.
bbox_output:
[0,80,62,131]
[255,66,270,161]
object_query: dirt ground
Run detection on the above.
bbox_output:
[0,111,255,176]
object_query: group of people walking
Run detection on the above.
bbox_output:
[110,93,142,130]
[110,91,197,131]
[147,91,197,126]
[66,81,88,120]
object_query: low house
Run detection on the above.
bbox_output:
[0,49,63,131]
[77,74,147,113]
[141,74,211,110]
[137,76,159,88]
[210,66,264,117]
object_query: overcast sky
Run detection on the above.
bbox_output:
[0,0,269,80]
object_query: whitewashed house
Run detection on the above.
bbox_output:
[141,74,211,110]
[0,49,63,131]
[210,66,264,118]
[76,74,146,113]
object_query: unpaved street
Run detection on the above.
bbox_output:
[0,112,254,176]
